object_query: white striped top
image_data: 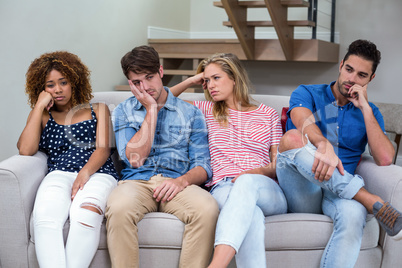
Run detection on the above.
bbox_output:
[194,101,282,186]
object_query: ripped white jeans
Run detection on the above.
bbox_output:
[33,170,117,268]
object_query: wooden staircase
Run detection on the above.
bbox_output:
[117,0,339,91]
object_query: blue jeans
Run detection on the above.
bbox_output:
[210,174,287,268]
[276,141,367,268]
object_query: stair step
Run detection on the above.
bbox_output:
[163,69,197,76]
[213,0,309,8]
[159,53,211,59]
[149,39,244,61]
[214,1,265,8]
[153,39,241,44]
[281,0,310,7]
[223,20,315,27]
[115,85,130,91]
[149,38,339,63]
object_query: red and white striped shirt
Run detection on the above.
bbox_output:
[194,101,282,186]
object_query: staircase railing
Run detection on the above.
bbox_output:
[308,0,336,42]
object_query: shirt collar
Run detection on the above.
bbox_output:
[326,81,336,103]
[163,87,178,111]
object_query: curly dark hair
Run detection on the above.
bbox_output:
[343,39,381,78]
[25,51,93,109]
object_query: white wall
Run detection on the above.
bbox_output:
[1,0,401,161]
[190,0,402,104]
[0,0,190,161]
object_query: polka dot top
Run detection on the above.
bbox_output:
[39,104,118,179]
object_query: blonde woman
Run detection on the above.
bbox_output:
[171,53,287,267]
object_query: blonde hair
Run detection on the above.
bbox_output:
[197,53,254,126]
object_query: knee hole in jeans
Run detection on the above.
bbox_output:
[279,129,305,152]
[78,199,103,228]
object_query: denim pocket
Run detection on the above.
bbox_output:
[169,126,189,146]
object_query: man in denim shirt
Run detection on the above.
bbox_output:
[276,40,402,268]
[106,46,219,268]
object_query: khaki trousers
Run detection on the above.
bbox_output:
[105,175,219,268]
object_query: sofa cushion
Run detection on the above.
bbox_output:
[30,212,379,252]
[137,212,184,249]
[265,213,379,250]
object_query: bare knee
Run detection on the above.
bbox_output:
[279,129,306,152]
[78,199,103,228]
[81,202,103,215]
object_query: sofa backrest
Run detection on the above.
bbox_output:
[373,102,402,163]
[91,91,291,116]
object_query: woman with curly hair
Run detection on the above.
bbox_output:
[17,51,118,267]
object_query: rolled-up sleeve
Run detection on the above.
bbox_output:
[188,108,212,179]
[288,85,314,115]
[286,85,315,131]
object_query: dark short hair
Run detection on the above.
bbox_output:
[121,45,160,79]
[342,39,381,77]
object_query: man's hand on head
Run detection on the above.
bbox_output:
[128,80,157,110]
[347,83,369,109]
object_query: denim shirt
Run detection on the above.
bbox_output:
[286,82,385,174]
[112,87,212,181]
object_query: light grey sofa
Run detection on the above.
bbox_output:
[1,91,402,268]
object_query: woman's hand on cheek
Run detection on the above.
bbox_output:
[37,90,54,111]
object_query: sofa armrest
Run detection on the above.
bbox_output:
[356,156,402,209]
[356,156,402,267]
[0,152,47,267]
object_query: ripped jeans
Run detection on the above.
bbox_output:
[33,170,117,268]
[276,141,367,268]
